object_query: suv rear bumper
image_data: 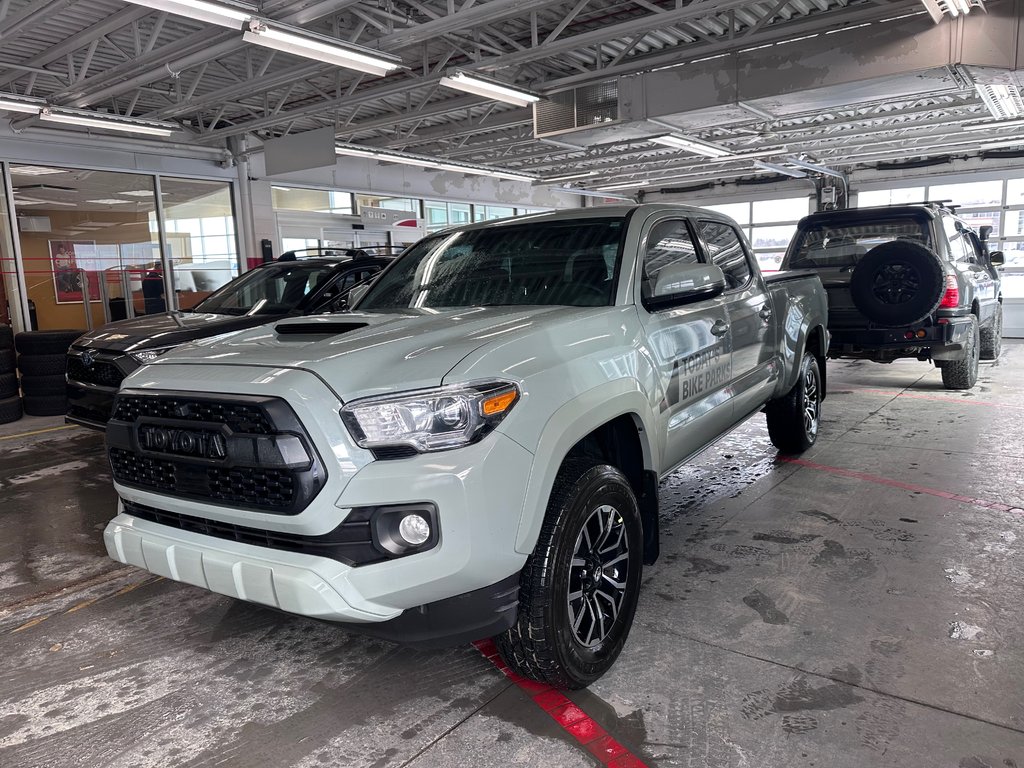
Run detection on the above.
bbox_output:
[828,317,973,360]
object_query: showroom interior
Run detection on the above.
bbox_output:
[1,0,1023,766]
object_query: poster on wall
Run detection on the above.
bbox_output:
[49,240,101,304]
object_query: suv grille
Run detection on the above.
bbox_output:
[107,392,326,514]
[67,356,124,388]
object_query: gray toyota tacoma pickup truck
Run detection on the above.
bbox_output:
[103,204,828,688]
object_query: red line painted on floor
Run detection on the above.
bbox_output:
[854,389,1024,409]
[780,457,1024,515]
[473,639,649,768]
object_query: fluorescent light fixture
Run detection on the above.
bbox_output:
[119,0,255,30]
[919,0,984,22]
[0,94,46,114]
[439,72,539,108]
[753,161,807,178]
[244,19,403,77]
[560,188,633,201]
[335,144,536,182]
[538,170,599,184]
[10,165,65,176]
[980,138,1024,150]
[595,180,650,191]
[87,199,133,205]
[118,190,158,197]
[962,117,1024,131]
[976,83,1022,120]
[649,134,733,158]
[40,107,177,136]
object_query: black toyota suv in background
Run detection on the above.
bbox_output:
[781,203,1003,390]
[66,249,393,429]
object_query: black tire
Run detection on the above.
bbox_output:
[766,353,822,454]
[849,241,945,327]
[14,330,82,356]
[17,353,67,377]
[0,348,14,374]
[19,375,67,397]
[939,315,979,390]
[0,325,13,350]
[497,461,643,689]
[22,393,67,417]
[980,304,1002,361]
[0,372,18,398]
[0,395,22,424]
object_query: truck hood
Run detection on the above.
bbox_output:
[72,311,278,353]
[150,306,594,401]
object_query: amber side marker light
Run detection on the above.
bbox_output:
[482,390,518,416]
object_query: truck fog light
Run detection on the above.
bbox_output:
[398,514,431,546]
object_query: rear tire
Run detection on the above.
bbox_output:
[766,353,822,454]
[849,241,945,327]
[939,316,979,390]
[980,305,1002,361]
[497,461,643,689]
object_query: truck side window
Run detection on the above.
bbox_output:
[697,220,751,290]
[942,216,976,264]
[642,219,700,301]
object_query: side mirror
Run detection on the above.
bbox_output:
[645,263,727,310]
[989,251,1005,267]
[347,283,370,307]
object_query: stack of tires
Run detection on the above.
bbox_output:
[15,330,80,417]
[0,325,20,424]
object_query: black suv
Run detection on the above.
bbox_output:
[66,250,392,429]
[781,203,1003,390]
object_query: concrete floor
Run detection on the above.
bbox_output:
[1,345,1023,768]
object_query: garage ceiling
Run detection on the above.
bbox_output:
[0,0,1021,194]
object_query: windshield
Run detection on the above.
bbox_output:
[194,263,336,316]
[358,218,626,311]
[786,217,932,270]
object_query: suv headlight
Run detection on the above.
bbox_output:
[129,345,178,365]
[340,380,520,454]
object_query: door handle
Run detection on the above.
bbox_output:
[711,319,730,337]
[758,305,773,322]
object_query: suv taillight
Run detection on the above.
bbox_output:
[939,274,959,308]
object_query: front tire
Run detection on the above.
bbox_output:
[766,353,822,454]
[497,461,643,689]
[980,305,1002,361]
[939,315,979,390]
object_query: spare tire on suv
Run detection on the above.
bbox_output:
[849,241,946,327]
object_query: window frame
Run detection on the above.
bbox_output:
[694,218,755,294]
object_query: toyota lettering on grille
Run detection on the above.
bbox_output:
[137,424,227,460]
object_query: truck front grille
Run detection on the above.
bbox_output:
[107,391,326,514]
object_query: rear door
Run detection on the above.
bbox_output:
[945,216,998,324]
[635,215,734,472]
[695,219,777,419]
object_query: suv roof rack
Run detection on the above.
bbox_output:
[274,245,401,262]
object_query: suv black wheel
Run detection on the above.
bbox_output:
[765,353,822,454]
[849,241,945,327]
[980,304,1003,361]
[497,461,643,689]
[939,315,979,390]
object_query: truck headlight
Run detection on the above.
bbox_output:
[129,345,178,365]
[340,380,520,454]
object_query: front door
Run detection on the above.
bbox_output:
[636,215,735,473]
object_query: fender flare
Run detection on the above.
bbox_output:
[512,380,657,554]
